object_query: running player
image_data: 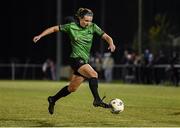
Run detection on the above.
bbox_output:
[33,8,116,115]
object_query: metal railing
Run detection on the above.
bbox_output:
[0,63,179,86]
[0,63,42,80]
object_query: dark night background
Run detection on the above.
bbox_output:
[1,0,180,65]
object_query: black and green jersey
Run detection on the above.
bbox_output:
[60,22,104,63]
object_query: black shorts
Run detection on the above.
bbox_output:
[69,57,87,76]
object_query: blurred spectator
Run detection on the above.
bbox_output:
[102,52,114,82]
[170,52,179,86]
[121,50,136,83]
[154,50,166,84]
[94,52,103,79]
[134,53,142,83]
[42,59,56,80]
[122,50,134,64]
[144,49,150,65]
[154,50,166,64]
[142,49,154,84]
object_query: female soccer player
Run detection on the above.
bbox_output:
[33,8,116,115]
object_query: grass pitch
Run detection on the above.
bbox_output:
[0,80,180,127]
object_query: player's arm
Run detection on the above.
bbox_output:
[33,25,59,43]
[101,33,116,52]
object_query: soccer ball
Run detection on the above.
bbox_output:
[109,98,124,114]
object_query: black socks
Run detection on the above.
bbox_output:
[89,77,101,101]
[52,86,71,102]
[51,78,101,103]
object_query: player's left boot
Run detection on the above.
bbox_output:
[93,96,111,108]
[48,96,55,115]
[93,100,110,108]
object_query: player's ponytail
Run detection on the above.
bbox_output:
[64,16,76,24]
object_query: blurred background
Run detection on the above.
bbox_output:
[0,0,179,86]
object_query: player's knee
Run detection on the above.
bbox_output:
[68,84,78,92]
[90,71,98,78]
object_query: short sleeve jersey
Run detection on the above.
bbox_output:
[60,22,104,63]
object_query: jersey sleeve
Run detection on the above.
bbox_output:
[93,23,105,37]
[59,23,70,33]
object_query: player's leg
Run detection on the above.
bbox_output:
[78,64,110,108]
[48,75,85,114]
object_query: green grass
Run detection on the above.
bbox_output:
[0,80,180,127]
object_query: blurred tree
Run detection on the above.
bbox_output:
[133,13,172,57]
[148,14,171,55]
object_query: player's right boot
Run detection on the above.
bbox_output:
[48,96,55,115]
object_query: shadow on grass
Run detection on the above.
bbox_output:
[0,118,55,127]
[170,112,180,116]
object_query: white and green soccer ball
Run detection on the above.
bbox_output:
[109,98,124,114]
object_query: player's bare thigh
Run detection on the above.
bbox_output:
[68,74,85,92]
[78,64,98,78]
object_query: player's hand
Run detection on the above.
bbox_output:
[108,44,116,52]
[33,35,41,43]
